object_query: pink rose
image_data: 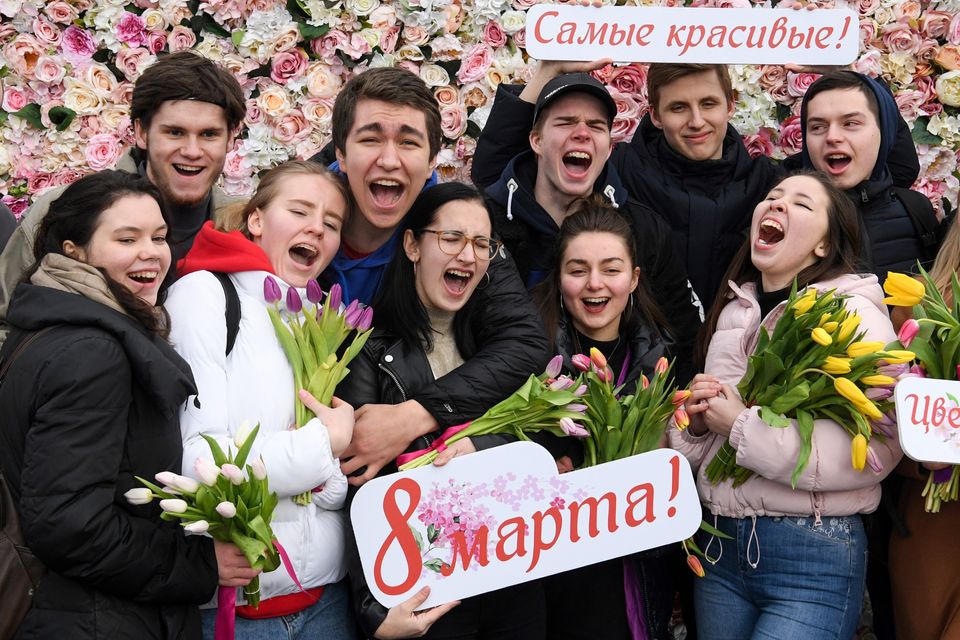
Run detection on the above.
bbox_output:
[856,0,879,17]
[512,0,538,8]
[273,109,310,143]
[53,168,85,187]
[1,85,29,112]
[222,149,247,180]
[84,133,123,170]
[61,26,97,64]
[948,13,960,46]
[608,64,648,100]
[313,30,347,63]
[880,23,921,55]
[443,3,464,34]
[440,104,467,139]
[434,85,459,107]
[270,48,308,84]
[894,1,921,21]
[778,115,803,156]
[786,72,820,98]
[380,26,400,53]
[44,1,78,24]
[32,17,62,48]
[743,130,775,159]
[2,196,29,219]
[457,44,493,84]
[455,135,476,160]
[28,173,56,195]
[33,56,66,85]
[894,90,925,122]
[244,98,265,126]
[397,60,420,76]
[609,89,640,144]
[403,25,430,46]
[301,98,334,127]
[859,18,878,48]
[921,11,953,39]
[482,21,507,48]
[115,47,155,81]
[146,30,167,54]
[853,50,882,76]
[166,25,196,52]
[513,28,526,48]
[116,12,147,47]
[914,38,938,63]
[3,34,44,78]
[342,33,372,60]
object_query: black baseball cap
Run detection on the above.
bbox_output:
[533,73,617,127]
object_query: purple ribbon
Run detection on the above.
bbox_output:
[933,466,953,484]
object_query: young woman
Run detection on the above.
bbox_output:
[338,182,546,640]
[887,216,960,640]
[0,170,258,639]
[165,160,357,639]
[672,171,901,639]
[534,199,676,640]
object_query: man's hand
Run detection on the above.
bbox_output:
[341,400,438,485]
[519,58,613,103]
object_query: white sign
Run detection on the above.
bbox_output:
[350,442,700,609]
[895,377,960,464]
[524,5,859,65]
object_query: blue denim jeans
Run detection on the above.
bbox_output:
[201,579,358,640]
[695,514,867,640]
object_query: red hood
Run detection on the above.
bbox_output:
[177,221,275,277]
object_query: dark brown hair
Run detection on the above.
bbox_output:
[216,160,352,238]
[130,51,245,133]
[695,170,861,368]
[331,67,442,158]
[646,64,734,115]
[535,197,668,349]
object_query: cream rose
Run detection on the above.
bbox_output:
[345,0,379,17]
[306,62,342,98]
[936,70,960,108]
[62,78,106,115]
[141,8,167,31]
[419,64,450,88]
[33,56,66,85]
[500,10,525,35]
[257,85,293,117]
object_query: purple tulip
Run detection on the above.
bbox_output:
[897,318,920,348]
[571,354,591,372]
[878,363,909,378]
[286,287,303,313]
[865,446,884,473]
[344,299,362,327]
[263,276,282,304]
[327,283,342,310]
[870,413,896,438]
[573,385,587,397]
[357,307,373,331]
[865,387,893,401]
[559,417,588,438]
[909,364,926,378]
[567,403,588,413]
[549,376,575,391]
[306,280,323,304]
[544,355,563,379]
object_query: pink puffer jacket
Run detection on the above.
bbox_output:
[667,273,902,518]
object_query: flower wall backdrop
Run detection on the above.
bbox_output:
[1,0,959,218]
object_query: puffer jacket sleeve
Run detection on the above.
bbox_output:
[667,426,720,473]
[410,252,550,428]
[167,273,339,498]
[728,293,902,491]
[20,335,217,604]
[471,83,535,190]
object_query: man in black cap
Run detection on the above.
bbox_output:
[484,72,701,374]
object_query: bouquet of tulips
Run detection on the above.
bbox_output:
[127,424,280,609]
[701,284,912,488]
[264,278,373,504]
[397,355,592,470]
[884,269,960,512]
[575,349,688,467]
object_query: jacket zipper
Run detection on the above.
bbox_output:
[378,362,408,402]
[506,179,518,220]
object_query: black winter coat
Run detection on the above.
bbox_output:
[338,330,514,638]
[0,284,218,640]
[484,150,700,384]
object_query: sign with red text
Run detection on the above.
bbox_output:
[525,5,858,65]
[896,377,960,464]
[350,442,700,609]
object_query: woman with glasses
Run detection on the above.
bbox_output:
[338,182,547,640]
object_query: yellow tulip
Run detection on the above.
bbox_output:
[822,321,839,333]
[851,434,867,471]
[882,272,925,307]
[793,289,818,317]
[811,328,833,346]
[856,398,884,420]
[860,375,896,387]
[835,376,869,406]
[880,350,916,365]
[836,315,861,342]
[818,312,832,327]
[847,341,884,358]
[823,356,853,374]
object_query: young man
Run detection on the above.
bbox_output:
[801,70,943,279]
[474,62,920,311]
[318,67,549,488]
[0,51,245,344]
[484,72,700,380]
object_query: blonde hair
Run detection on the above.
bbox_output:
[215,160,352,235]
[929,218,960,307]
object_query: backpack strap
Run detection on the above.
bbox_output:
[0,327,55,384]
[892,186,942,258]
[211,272,241,357]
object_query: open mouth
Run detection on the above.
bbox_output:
[824,153,852,173]
[174,164,204,177]
[369,179,404,208]
[443,269,472,295]
[581,296,610,313]
[562,151,592,176]
[128,270,159,284]
[757,219,784,247]
[289,243,319,267]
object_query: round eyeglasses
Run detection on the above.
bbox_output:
[419,229,502,261]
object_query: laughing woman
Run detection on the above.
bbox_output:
[670,171,901,640]
[165,161,358,640]
[338,182,546,640]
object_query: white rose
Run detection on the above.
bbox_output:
[500,10,525,35]
[0,144,11,176]
[141,8,167,31]
[345,0,379,17]
[395,44,425,62]
[62,78,106,115]
[358,28,380,49]
[935,70,960,107]
[419,63,450,88]
[194,36,227,62]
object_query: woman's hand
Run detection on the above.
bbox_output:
[556,456,575,474]
[374,586,460,639]
[214,540,261,587]
[432,438,476,467]
[300,391,354,458]
[701,384,747,438]
[685,374,722,436]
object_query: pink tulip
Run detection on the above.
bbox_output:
[865,387,893,401]
[865,446,884,473]
[549,376,575,391]
[571,354,591,372]
[559,417,588,437]
[343,299,362,327]
[654,357,669,376]
[194,458,220,486]
[878,363,909,378]
[544,355,563,379]
[567,403,588,413]
[573,385,587,396]
[897,319,920,348]
[220,463,244,485]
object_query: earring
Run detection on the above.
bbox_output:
[478,271,491,289]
